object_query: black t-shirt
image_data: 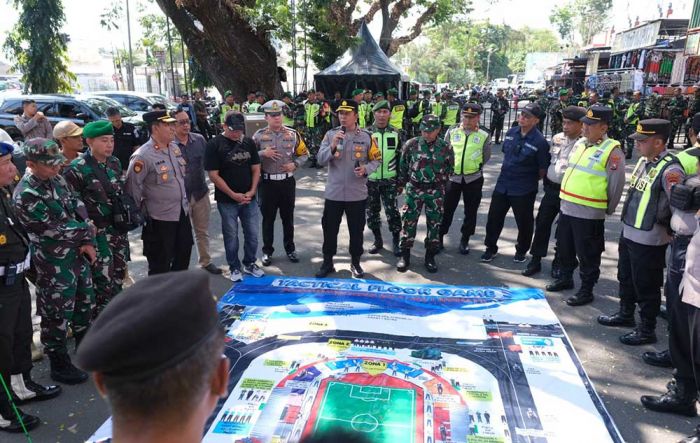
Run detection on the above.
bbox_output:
[204,134,260,203]
[113,122,142,171]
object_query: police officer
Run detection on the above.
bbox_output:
[304,90,322,167]
[76,270,229,443]
[14,138,96,384]
[254,100,308,266]
[126,110,193,275]
[352,89,369,128]
[64,121,130,316]
[440,103,490,255]
[386,88,406,136]
[623,91,644,159]
[432,92,446,128]
[220,91,240,126]
[441,92,461,137]
[482,103,550,263]
[397,115,454,273]
[0,142,60,433]
[366,100,403,257]
[598,119,686,345]
[281,92,296,127]
[316,99,381,279]
[409,90,432,137]
[490,89,510,144]
[523,106,587,278]
[546,106,626,306]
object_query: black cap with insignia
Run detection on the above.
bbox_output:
[76,270,221,381]
[581,105,613,125]
[336,99,358,113]
[461,103,482,115]
[629,118,671,140]
[142,110,176,125]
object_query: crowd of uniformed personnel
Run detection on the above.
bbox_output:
[1,84,700,442]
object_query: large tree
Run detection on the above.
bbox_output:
[3,0,75,93]
[550,0,613,46]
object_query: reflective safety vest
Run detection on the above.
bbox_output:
[622,153,680,231]
[443,102,460,126]
[412,100,428,124]
[220,103,241,123]
[625,102,640,125]
[433,102,444,122]
[358,102,368,128]
[247,102,261,113]
[283,114,294,127]
[389,103,406,129]
[450,127,488,175]
[305,102,320,128]
[560,138,620,209]
[677,147,699,175]
[368,126,400,180]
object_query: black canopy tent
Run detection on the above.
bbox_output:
[314,22,408,99]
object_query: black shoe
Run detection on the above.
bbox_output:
[620,327,657,346]
[546,278,574,292]
[11,374,62,405]
[597,311,636,327]
[350,261,364,279]
[566,289,594,306]
[397,249,411,272]
[392,233,401,257]
[642,349,673,368]
[48,353,88,385]
[425,250,438,273]
[480,249,497,262]
[261,253,272,266]
[0,408,40,433]
[551,266,562,280]
[74,330,86,352]
[202,263,223,274]
[437,236,445,253]
[513,252,527,263]
[641,379,698,417]
[315,257,335,278]
[659,304,668,321]
[459,238,470,255]
[680,425,700,443]
[522,257,542,277]
[286,251,299,263]
[369,230,383,254]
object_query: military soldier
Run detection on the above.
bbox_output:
[490,89,510,144]
[685,89,700,148]
[598,119,686,345]
[63,121,130,317]
[548,89,569,136]
[14,138,96,384]
[126,111,193,275]
[281,92,296,127]
[366,100,403,257]
[668,87,688,150]
[254,100,309,266]
[304,90,323,167]
[409,90,432,137]
[546,106,626,306]
[535,90,550,133]
[623,91,644,159]
[440,103,491,255]
[316,99,382,279]
[644,91,662,119]
[396,115,454,273]
[0,142,60,433]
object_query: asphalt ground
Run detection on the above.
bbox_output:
[5,141,699,443]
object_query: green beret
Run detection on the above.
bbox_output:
[76,270,221,381]
[409,88,417,95]
[83,120,114,139]
[386,88,398,96]
[282,92,293,100]
[23,138,66,166]
[559,88,569,97]
[372,100,390,112]
[224,90,233,98]
[375,92,385,97]
[351,88,365,97]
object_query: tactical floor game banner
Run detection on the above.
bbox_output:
[91,276,623,443]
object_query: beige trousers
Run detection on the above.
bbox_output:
[190,194,212,267]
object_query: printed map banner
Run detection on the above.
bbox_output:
[91,276,623,443]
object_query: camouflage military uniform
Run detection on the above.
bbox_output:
[685,91,700,147]
[667,94,688,149]
[549,100,565,135]
[14,172,95,355]
[644,93,662,119]
[63,153,129,317]
[398,135,454,251]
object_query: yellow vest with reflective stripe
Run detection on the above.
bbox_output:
[389,103,406,129]
[560,138,620,209]
[433,102,444,122]
[305,102,319,128]
[677,147,699,175]
[625,102,640,125]
[443,102,460,126]
[622,154,679,230]
[450,127,488,175]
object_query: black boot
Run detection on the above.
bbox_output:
[620,320,657,346]
[597,305,636,327]
[74,330,87,352]
[659,303,668,321]
[641,378,698,417]
[522,256,542,277]
[458,237,470,255]
[545,277,574,292]
[350,257,364,278]
[391,232,401,257]
[10,373,62,405]
[48,353,88,385]
[0,401,40,433]
[425,249,438,273]
[315,256,335,278]
[679,425,700,443]
[368,230,383,254]
[397,249,411,272]
[435,235,444,254]
[642,349,673,368]
[566,286,594,306]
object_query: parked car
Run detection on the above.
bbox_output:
[95,91,177,115]
[0,94,143,141]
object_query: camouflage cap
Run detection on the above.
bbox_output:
[23,138,66,166]
[419,114,441,132]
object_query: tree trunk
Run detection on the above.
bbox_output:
[155,0,283,100]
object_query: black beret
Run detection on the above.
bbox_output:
[562,106,586,122]
[76,270,221,381]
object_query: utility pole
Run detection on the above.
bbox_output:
[180,38,189,98]
[291,0,297,94]
[166,17,177,98]
[125,0,135,90]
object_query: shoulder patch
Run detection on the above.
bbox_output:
[133,160,144,174]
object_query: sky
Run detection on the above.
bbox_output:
[0,0,695,65]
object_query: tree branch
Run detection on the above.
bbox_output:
[352,0,383,29]
[387,2,438,56]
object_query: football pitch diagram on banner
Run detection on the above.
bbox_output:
[206,276,623,443]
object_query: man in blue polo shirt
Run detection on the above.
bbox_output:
[482,103,550,262]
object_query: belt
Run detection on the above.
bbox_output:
[263,173,293,181]
[0,253,31,276]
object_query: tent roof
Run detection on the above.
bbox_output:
[315,22,405,78]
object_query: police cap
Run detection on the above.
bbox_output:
[461,103,482,116]
[562,106,586,122]
[629,118,671,141]
[336,99,358,113]
[261,100,288,115]
[76,270,221,381]
[143,110,176,125]
[580,105,613,125]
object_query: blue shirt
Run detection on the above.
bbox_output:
[494,126,550,196]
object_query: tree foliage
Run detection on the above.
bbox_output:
[550,0,613,46]
[3,0,76,93]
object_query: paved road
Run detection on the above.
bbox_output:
[6,144,698,442]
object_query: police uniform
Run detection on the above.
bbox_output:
[254,100,309,265]
[366,100,403,256]
[490,92,509,144]
[441,95,461,137]
[14,139,96,385]
[126,111,193,275]
[623,96,644,159]
[548,106,626,306]
[220,91,241,124]
[410,91,432,137]
[304,92,322,166]
[483,103,550,262]
[440,103,491,255]
[316,100,382,279]
[598,119,686,345]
